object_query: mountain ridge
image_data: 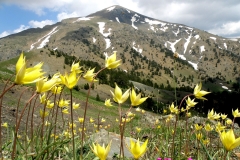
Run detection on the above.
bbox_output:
[0,5,240,90]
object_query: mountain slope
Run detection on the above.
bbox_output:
[0,5,239,90]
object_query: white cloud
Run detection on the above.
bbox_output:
[208,21,240,37]
[29,20,55,28]
[0,31,10,38]
[13,25,29,33]
[0,20,54,38]
[57,12,79,21]
[0,25,29,38]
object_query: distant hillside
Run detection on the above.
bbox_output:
[0,5,240,92]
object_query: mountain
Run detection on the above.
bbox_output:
[0,5,240,91]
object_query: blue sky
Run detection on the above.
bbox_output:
[1,0,240,38]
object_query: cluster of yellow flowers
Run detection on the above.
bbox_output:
[11,51,151,159]
[165,81,240,157]
[2,50,240,160]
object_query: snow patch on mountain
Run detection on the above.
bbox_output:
[167,39,181,52]
[178,55,186,60]
[104,52,108,58]
[228,38,238,41]
[159,26,168,32]
[164,42,167,48]
[73,17,93,23]
[186,26,193,30]
[93,37,96,43]
[200,46,205,53]
[126,9,130,13]
[97,22,111,49]
[116,17,120,23]
[30,26,58,50]
[210,37,216,41]
[106,6,115,11]
[131,14,140,30]
[37,29,59,49]
[145,18,166,26]
[97,22,111,37]
[173,28,179,37]
[184,34,192,54]
[224,43,227,49]
[105,39,111,49]
[132,41,143,54]
[195,35,200,39]
[188,61,198,70]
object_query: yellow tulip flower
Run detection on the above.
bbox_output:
[127,112,135,117]
[181,107,185,112]
[101,118,106,123]
[220,129,240,151]
[163,109,167,114]
[215,122,226,132]
[232,109,240,118]
[104,99,113,107]
[45,121,50,126]
[185,96,197,108]
[1,122,8,128]
[40,109,49,118]
[204,124,213,132]
[62,108,69,114]
[60,71,79,89]
[196,133,202,140]
[105,51,121,69]
[51,85,63,94]
[46,100,54,109]
[73,102,80,109]
[15,53,45,84]
[90,141,112,160]
[78,117,84,123]
[71,61,82,74]
[64,131,71,138]
[58,99,70,108]
[136,127,141,133]
[39,93,46,104]
[203,138,210,145]
[169,103,179,114]
[110,83,130,104]
[36,77,58,93]
[194,124,202,131]
[69,122,76,128]
[90,117,95,123]
[130,88,148,106]
[83,68,97,82]
[221,113,227,120]
[127,139,148,160]
[207,109,215,120]
[207,109,220,120]
[193,82,210,100]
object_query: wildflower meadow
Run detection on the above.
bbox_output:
[0,51,240,160]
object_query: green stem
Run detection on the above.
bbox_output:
[11,92,37,159]
[224,150,229,160]
[0,83,15,157]
[80,67,106,160]
[171,94,193,159]
[70,89,76,160]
